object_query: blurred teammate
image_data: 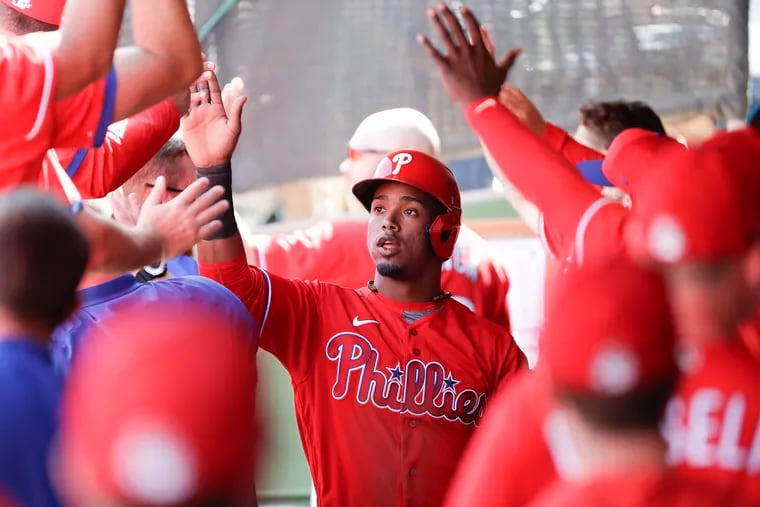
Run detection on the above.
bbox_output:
[529,259,737,506]
[0,189,89,507]
[117,136,201,278]
[57,301,259,507]
[630,127,760,502]
[188,69,527,507]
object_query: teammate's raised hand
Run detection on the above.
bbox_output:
[417,3,521,109]
[137,176,229,258]
[181,66,248,168]
[499,85,546,136]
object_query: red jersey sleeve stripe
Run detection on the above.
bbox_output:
[24,49,54,141]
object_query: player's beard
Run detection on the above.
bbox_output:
[377,262,404,278]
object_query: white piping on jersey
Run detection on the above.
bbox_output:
[472,98,498,114]
[255,242,267,270]
[260,269,273,335]
[575,197,615,267]
[26,49,54,141]
[44,149,82,204]
[543,409,583,480]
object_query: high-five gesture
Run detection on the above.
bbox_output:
[181,64,248,168]
[417,3,521,109]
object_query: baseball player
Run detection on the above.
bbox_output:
[0,189,90,507]
[57,301,259,507]
[419,4,684,271]
[247,107,512,330]
[115,136,202,279]
[186,69,527,507]
[629,127,760,502]
[529,258,739,506]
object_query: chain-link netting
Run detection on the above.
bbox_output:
[143,0,749,190]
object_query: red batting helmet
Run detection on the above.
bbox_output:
[352,150,462,260]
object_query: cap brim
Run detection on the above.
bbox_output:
[576,159,613,187]
[352,178,392,211]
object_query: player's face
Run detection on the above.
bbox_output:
[367,181,439,278]
[139,155,197,204]
[663,259,756,338]
[339,148,386,187]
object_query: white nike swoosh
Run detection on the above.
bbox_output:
[352,316,379,327]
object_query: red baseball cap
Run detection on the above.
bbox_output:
[59,301,258,505]
[0,0,65,26]
[576,128,687,199]
[540,257,676,396]
[629,127,760,264]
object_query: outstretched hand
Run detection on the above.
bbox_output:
[181,65,248,168]
[137,176,229,258]
[499,85,546,136]
[417,3,521,109]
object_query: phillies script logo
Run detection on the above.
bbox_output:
[326,333,487,425]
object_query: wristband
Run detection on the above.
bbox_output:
[196,161,238,239]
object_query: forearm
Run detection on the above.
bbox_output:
[65,99,180,198]
[78,209,162,273]
[543,122,605,165]
[111,0,201,120]
[465,98,601,239]
[53,0,126,99]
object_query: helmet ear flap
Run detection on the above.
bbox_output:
[428,212,460,260]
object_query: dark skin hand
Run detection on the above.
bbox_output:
[417,3,522,109]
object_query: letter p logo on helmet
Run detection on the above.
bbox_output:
[391,153,413,175]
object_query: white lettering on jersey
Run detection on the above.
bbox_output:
[663,389,760,474]
[325,332,487,425]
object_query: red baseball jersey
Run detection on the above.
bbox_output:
[444,370,559,507]
[662,339,760,502]
[466,98,628,270]
[246,220,512,330]
[199,252,527,507]
[528,471,743,506]
[0,36,114,190]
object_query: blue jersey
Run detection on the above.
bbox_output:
[0,339,63,507]
[166,254,199,276]
[51,274,258,376]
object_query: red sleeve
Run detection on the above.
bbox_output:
[543,122,605,165]
[198,251,323,381]
[465,98,620,261]
[57,99,180,198]
[0,36,55,161]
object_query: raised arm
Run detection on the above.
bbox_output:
[42,0,126,99]
[109,0,203,122]
[418,5,610,257]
